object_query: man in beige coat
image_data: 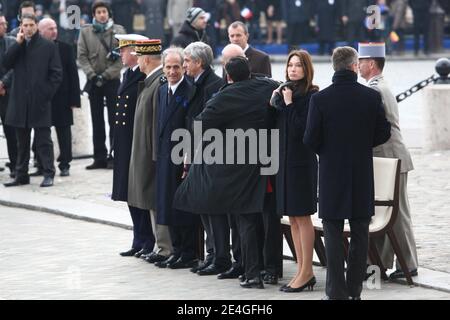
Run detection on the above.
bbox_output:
[77,1,125,170]
[128,39,172,263]
[359,42,419,279]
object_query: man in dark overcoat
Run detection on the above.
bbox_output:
[174,57,279,289]
[182,41,224,275]
[303,46,391,300]
[38,18,80,177]
[154,47,198,269]
[0,14,17,177]
[3,14,62,187]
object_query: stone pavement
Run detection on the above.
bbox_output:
[1,206,449,300]
[0,148,450,298]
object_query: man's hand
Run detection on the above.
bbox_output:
[0,87,6,96]
[16,27,25,44]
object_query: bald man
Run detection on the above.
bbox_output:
[38,18,80,177]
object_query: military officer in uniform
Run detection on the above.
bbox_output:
[128,39,173,264]
[113,34,156,258]
[358,42,419,279]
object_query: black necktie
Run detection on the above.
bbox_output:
[168,88,173,104]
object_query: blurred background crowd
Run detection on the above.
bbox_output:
[1,0,449,56]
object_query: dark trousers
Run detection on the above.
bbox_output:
[209,214,232,269]
[0,111,17,170]
[32,126,72,171]
[323,218,371,299]
[412,11,430,54]
[238,212,263,279]
[200,214,215,263]
[54,126,72,170]
[88,79,120,161]
[15,127,55,179]
[261,193,282,276]
[286,22,309,52]
[129,206,155,251]
[318,41,335,56]
[229,214,242,267]
[345,21,366,47]
[169,224,197,261]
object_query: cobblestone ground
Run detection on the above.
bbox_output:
[1,206,449,300]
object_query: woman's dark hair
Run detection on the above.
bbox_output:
[285,50,319,95]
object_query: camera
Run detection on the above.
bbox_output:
[106,50,120,62]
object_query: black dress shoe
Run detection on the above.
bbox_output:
[197,264,230,276]
[155,254,179,268]
[86,160,107,170]
[4,177,30,187]
[40,177,54,187]
[120,248,140,257]
[29,169,43,177]
[217,266,244,280]
[134,248,152,258]
[0,166,4,171]
[240,277,264,289]
[60,168,70,177]
[389,268,418,280]
[263,273,279,285]
[168,257,198,269]
[190,260,212,273]
[349,296,361,300]
[145,253,167,263]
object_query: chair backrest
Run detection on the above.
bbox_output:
[369,157,401,235]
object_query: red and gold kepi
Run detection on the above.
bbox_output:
[132,39,163,56]
[114,34,149,51]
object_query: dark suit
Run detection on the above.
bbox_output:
[245,46,272,77]
[303,69,391,299]
[4,32,62,179]
[0,35,17,173]
[113,66,154,251]
[157,76,198,261]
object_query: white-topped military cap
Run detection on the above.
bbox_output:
[358,42,386,59]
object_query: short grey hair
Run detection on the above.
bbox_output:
[162,47,184,66]
[228,21,248,35]
[332,46,359,72]
[184,42,213,69]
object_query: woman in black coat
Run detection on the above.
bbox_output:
[270,50,318,293]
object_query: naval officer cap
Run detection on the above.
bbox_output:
[114,34,149,51]
[358,42,386,59]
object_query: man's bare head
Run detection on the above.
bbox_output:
[38,18,58,41]
[221,43,245,66]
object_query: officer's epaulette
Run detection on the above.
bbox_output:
[160,76,167,84]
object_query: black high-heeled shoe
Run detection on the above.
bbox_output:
[283,277,316,293]
[279,284,290,292]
